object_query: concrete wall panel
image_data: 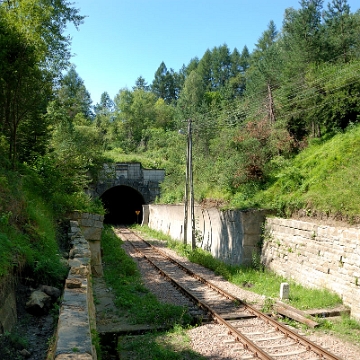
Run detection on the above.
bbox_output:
[145,204,266,266]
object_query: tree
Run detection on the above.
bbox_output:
[153,98,175,130]
[322,0,357,62]
[0,16,52,166]
[94,91,114,116]
[133,76,150,91]
[1,0,84,75]
[211,44,231,90]
[114,88,157,150]
[50,118,105,190]
[151,62,179,104]
[197,49,213,91]
[56,66,93,121]
[279,0,325,138]
[0,0,84,166]
[177,70,205,119]
[239,45,251,73]
[183,57,199,77]
[94,91,115,149]
[246,21,281,124]
[282,0,324,68]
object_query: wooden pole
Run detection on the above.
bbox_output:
[183,120,190,245]
[188,119,195,249]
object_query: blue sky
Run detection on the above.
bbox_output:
[66,0,360,105]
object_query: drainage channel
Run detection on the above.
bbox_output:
[99,332,118,360]
[94,274,183,359]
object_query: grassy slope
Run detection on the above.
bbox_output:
[239,124,360,218]
[0,166,68,286]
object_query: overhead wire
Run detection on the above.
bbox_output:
[186,57,360,133]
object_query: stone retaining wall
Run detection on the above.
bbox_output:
[53,220,97,360]
[68,212,104,277]
[0,275,17,334]
[89,163,165,204]
[263,217,360,320]
[144,204,267,266]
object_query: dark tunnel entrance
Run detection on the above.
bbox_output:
[101,185,145,225]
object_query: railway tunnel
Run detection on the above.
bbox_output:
[100,185,145,225]
[89,163,165,225]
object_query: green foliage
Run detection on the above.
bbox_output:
[252,124,360,217]
[1,0,360,315]
[0,166,69,286]
[311,314,360,345]
[83,3,360,216]
[0,1,85,165]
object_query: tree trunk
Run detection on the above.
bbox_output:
[267,83,275,124]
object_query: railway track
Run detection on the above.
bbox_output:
[116,226,343,360]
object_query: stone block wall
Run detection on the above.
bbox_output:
[0,275,17,334]
[144,204,267,266]
[263,218,360,320]
[90,163,165,204]
[68,212,104,277]
[54,220,97,360]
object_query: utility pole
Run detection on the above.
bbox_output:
[183,118,195,249]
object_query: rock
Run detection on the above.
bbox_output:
[70,264,89,277]
[65,279,82,289]
[25,291,52,316]
[18,349,31,358]
[38,285,61,300]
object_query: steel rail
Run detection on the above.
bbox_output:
[141,238,342,360]
[128,239,275,359]
[119,227,342,360]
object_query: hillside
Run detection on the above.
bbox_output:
[232,124,360,222]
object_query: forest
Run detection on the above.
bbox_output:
[0,0,360,285]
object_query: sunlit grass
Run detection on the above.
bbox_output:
[249,124,360,218]
[104,148,164,169]
[117,324,205,360]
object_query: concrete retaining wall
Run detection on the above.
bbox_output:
[263,217,360,320]
[54,220,97,360]
[144,204,267,266]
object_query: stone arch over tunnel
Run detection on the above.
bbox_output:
[100,185,145,225]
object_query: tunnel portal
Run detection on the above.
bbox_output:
[101,185,144,225]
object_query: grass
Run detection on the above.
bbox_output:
[0,167,69,286]
[101,225,192,326]
[104,148,166,169]
[247,124,360,218]
[118,325,205,360]
[323,314,360,344]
